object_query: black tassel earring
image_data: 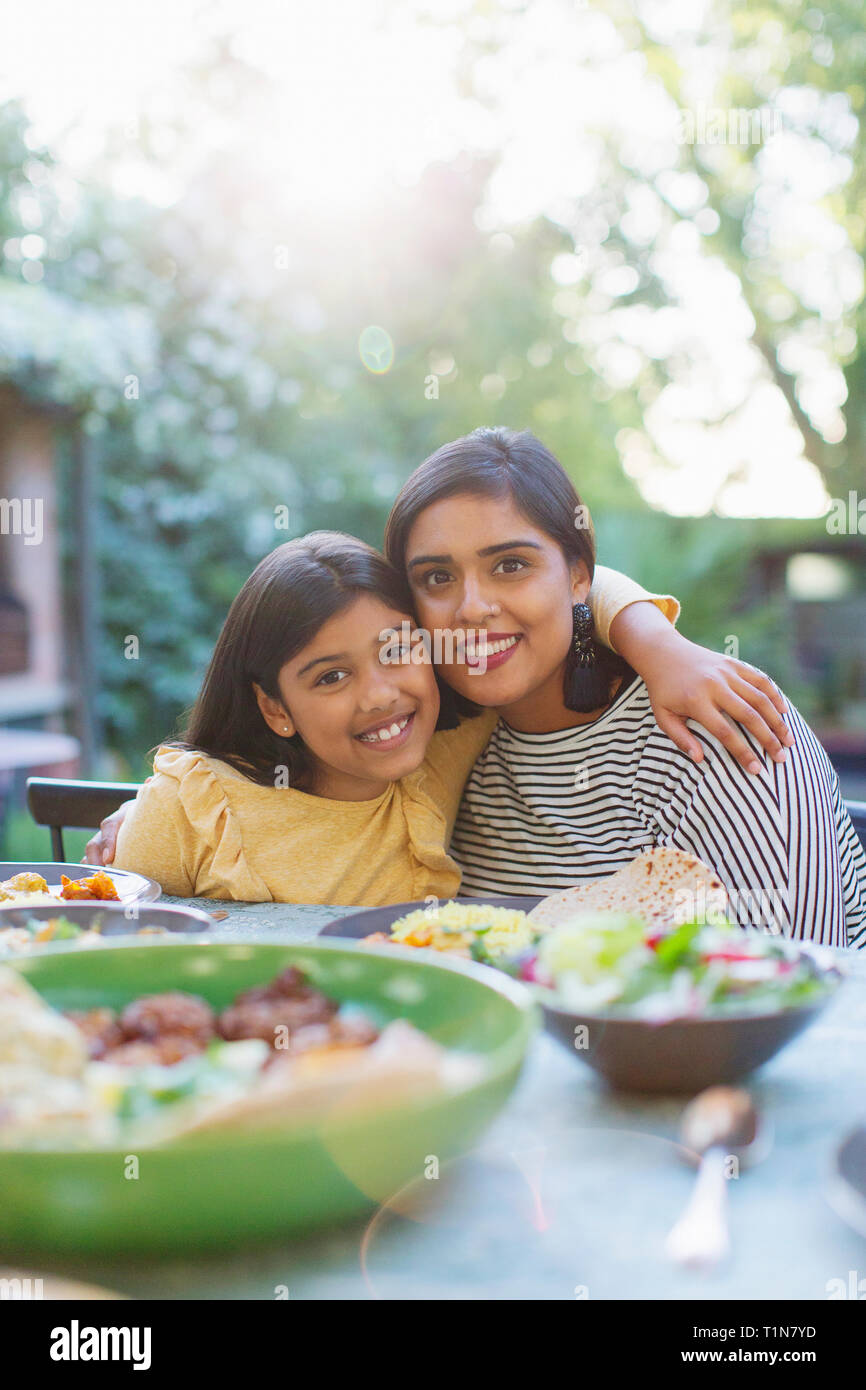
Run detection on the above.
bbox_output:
[563,601,625,712]
[571,602,596,667]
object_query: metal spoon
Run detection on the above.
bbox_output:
[666,1086,770,1268]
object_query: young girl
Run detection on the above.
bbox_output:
[384,427,866,947]
[111,531,680,903]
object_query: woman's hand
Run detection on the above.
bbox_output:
[82,799,135,865]
[608,606,793,774]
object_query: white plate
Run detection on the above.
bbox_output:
[0,862,161,906]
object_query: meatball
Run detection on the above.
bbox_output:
[231,966,315,1006]
[119,992,216,1045]
[218,991,338,1046]
[65,1007,123,1060]
[104,1034,204,1067]
[273,1014,379,1057]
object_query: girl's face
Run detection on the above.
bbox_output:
[405,491,589,723]
[254,594,440,800]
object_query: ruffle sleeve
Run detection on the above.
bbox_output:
[152,747,274,901]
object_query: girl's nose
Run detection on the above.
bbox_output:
[356,663,401,712]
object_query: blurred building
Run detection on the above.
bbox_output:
[0,385,92,841]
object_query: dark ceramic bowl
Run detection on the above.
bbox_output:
[541,964,841,1094]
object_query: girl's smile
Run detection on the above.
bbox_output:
[355,710,416,747]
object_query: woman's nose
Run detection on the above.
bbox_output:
[455,578,499,626]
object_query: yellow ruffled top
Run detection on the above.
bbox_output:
[113,716,496,905]
[112,565,679,904]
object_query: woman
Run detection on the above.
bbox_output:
[384,427,866,947]
[106,531,675,903]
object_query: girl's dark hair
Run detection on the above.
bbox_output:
[384,427,632,713]
[172,532,424,788]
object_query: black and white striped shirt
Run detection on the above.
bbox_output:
[451,672,866,948]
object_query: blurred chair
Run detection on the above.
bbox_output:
[25,777,141,862]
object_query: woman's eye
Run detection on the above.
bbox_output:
[422,569,452,588]
[494,556,528,574]
[315,669,349,687]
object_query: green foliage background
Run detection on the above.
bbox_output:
[1,0,864,783]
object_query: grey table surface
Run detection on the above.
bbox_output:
[37,898,866,1301]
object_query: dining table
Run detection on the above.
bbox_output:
[32,897,866,1301]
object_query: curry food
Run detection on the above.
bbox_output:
[0,912,167,956]
[364,901,536,964]
[0,964,481,1148]
[0,871,121,908]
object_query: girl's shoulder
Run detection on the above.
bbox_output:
[120,747,277,901]
[149,745,311,823]
[416,711,500,814]
[422,709,499,772]
[153,744,259,789]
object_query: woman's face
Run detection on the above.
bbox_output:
[405,491,589,718]
[254,594,440,800]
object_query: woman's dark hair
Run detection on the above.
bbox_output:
[384,427,632,713]
[171,532,425,788]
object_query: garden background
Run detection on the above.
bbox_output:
[1,0,865,858]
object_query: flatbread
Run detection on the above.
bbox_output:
[527,846,728,931]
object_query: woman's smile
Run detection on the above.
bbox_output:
[406,491,583,725]
[464,632,523,670]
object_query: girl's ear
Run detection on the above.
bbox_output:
[253,682,295,738]
[569,557,592,604]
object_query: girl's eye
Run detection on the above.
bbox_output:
[493,556,528,574]
[379,644,411,666]
[315,669,349,687]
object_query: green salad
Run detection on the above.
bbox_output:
[518,914,836,1020]
[0,914,100,953]
[94,1039,269,1126]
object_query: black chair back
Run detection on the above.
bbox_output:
[26,778,141,862]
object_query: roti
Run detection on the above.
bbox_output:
[527,846,728,931]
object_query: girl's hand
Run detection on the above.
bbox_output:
[609,606,793,774]
[82,799,134,865]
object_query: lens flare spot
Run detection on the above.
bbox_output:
[359,325,394,374]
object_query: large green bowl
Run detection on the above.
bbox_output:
[0,941,535,1254]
